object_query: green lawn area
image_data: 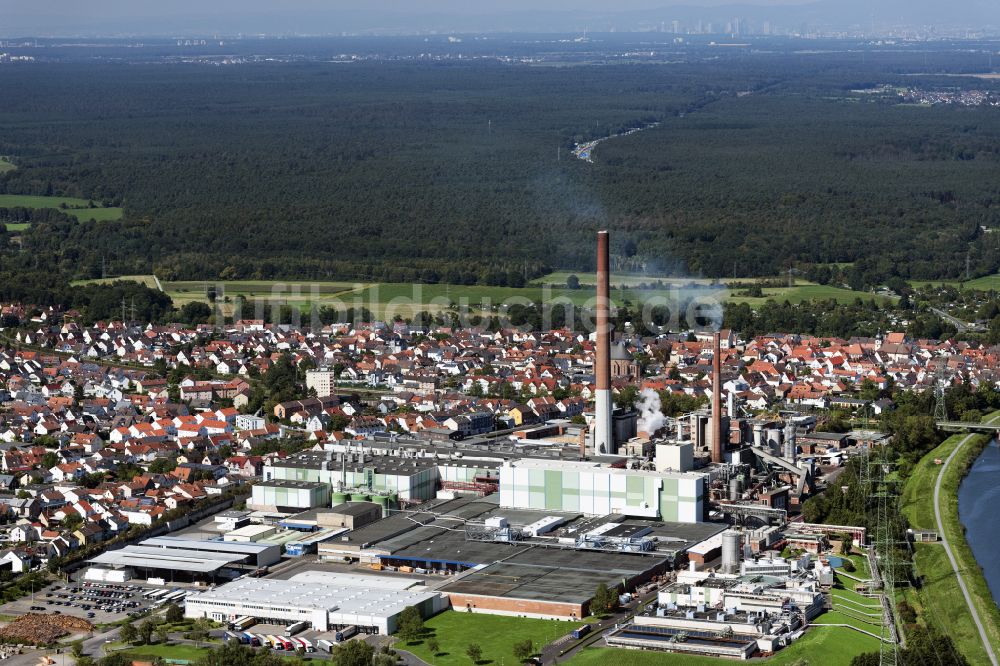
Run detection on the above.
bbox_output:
[398,611,575,666]
[899,413,1000,663]
[0,194,123,221]
[837,553,871,579]
[0,159,14,174]
[569,625,879,666]
[4,223,29,232]
[116,643,212,662]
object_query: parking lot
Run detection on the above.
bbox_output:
[0,580,171,625]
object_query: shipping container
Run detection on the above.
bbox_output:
[231,616,256,631]
[335,626,358,642]
[317,639,335,653]
[284,621,309,636]
[571,625,591,640]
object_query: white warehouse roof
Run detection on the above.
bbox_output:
[143,536,275,556]
[187,572,438,617]
[89,545,242,573]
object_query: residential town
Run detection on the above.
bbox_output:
[0,299,987,577]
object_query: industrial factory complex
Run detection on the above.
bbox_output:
[73,231,880,660]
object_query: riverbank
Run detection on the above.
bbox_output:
[900,417,1000,664]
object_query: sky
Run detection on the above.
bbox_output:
[1,0,995,36]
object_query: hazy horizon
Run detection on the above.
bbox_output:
[1,0,997,37]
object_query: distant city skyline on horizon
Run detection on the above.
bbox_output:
[1,0,998,38]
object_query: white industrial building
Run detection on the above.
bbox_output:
[185,571,446,634]
[499,459,705,523]
[85,536,282,583]
[250,480,331,512]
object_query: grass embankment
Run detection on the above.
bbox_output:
[398,611,574,666]
[899,413,1000,664]
[0,194,123,222]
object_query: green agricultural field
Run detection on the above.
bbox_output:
[569,624,879,666]
[164,279,363,308]
[0,158,14,174]
[726,283,891,307]
[72,275,161,290]
[4,223,29,232]
[399,611,575,666]
[899,413,1000,663]
[76,274,874,319]
[533,271,721,288]
[0,194,123,222]
[910,273,1000,291]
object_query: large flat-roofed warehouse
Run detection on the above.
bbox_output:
[86,546,243,583]
[319,495,726,619]
[438,550,657,620]
[142,536,281,568]
[499,459,706,523]
[85,536,280,582]
[185,571,447,634]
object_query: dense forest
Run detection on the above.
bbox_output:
[1,50,1000,288]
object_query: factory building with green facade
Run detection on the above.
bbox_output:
[499,459,706,523]
[263,450,499,507]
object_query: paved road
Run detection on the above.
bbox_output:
[934,432,998,666]
[538,589,660,664]
[82,626,121,659]
[392,648,434,666]
[931,307,981,334]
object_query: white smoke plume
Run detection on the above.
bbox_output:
[637,388,666,436]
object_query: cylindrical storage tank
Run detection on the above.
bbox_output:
[387,493,398,510]
[721,531,741,574]
[752,423,764,448]
[331,492,348,506]
[350,493,370,503]
[765,428,783,454]
[783,422,797,461]
[373,495,390,517]
[728,477,742,502]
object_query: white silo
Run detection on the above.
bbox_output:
[721,531,741,574]
[783,422,797,461]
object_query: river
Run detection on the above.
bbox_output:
[957,438,1000,605]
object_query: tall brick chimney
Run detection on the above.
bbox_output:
[594,230,612,455]
[712,331,723,463]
